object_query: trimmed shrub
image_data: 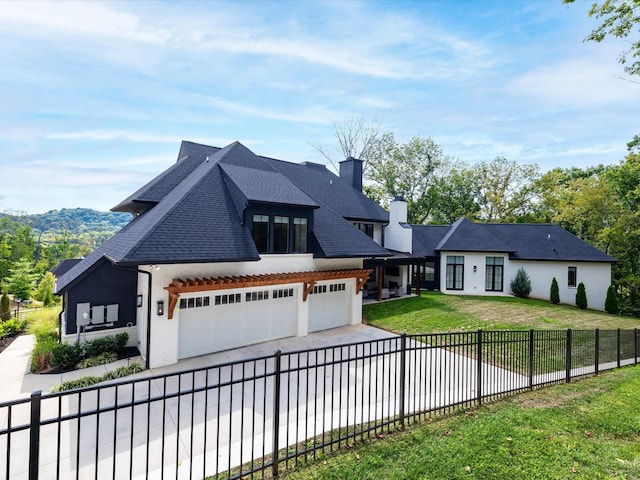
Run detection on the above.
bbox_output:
[510,268,532,298]
[604,284,619,314]
[550,277,560,305]
[576,282,588,309]
[0,287,10,322]
[51,342,84,369]
[84,333,128,358]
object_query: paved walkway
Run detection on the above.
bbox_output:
[0,325,397,402]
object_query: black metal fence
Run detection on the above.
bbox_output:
[1,328,638,480]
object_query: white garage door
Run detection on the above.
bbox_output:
[308,281,351,333]
[178,287,297,359]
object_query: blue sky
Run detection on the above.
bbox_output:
[1,0,638,214]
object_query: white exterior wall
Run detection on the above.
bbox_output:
[510,260,611,311]
[142,255,364,368]
[439,251,612,311]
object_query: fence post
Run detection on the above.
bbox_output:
[528,329,534,390]
[635,328,638,365]
[29,390,42,480]
[617,329,621,369]
[595,329,600,375]
[565,329,572,383]
[477,330,483,406]
[399,334,407,427]
[272,351,282,478]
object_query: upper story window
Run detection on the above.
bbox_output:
[252,214,309,254]
[274,216,289,253]
[568,266,577,288]
[354,222,374,238]
[293,217,308,253]
[252,215,269,253]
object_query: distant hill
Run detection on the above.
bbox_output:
[1,208,132,235]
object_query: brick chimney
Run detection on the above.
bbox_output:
[339,157,363,192]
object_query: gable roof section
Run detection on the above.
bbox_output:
[112,141,221,213]
[219,163,318,208]
[312,206,389,258]
[409,218,615,263]
[481,223,615,262]
[436,217,514,253]
[263,158,389,222]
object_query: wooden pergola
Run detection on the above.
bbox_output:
[164,268,373,319]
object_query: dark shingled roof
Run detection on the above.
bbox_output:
[436,217,514,253]
[56,141,389,293]
[410,218,615,263]
[263,158,389,222]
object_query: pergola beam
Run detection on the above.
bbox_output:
[163,268,373,319]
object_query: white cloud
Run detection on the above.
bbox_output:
[206,97,335,125]
[46,130,182,143]
[508,53,639,108]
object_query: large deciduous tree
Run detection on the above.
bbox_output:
[367,133,452,224]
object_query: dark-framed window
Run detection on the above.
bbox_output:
[251,214,309,254]
[293,217,308,253]
[354,222,374,238]
[252,215,269,253]
[568,266,577,288]
[420,262,435,282]
[485,256,504,292]
[446,255,464,290]
[273,216,289,253]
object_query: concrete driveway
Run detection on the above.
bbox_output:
[1,325,525,479]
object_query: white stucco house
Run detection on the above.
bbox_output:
[381,197,615,310]
[55,141,389,368]
[55,141,616,368]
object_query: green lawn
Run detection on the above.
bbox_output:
[363,292,640,334]
[282,365,640,479]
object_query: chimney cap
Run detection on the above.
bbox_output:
[392,195,406,202]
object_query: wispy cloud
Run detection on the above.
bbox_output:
[206,97,335,125]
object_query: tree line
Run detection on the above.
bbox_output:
[0,209,129,312]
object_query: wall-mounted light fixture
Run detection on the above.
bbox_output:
[157,300,164,316]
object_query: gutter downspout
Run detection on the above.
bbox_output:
[108,258,153,369]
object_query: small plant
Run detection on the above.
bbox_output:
[605,284,619,314]
[550,277,560,305]
[76,352,117,369]
[30,337,57,372]
[576,282,588,309]
[52,362,146,392]
[510,268,532,298]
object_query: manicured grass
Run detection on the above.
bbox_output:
[363,292,640,334]
[282,365,640,479]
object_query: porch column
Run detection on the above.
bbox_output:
[377,266,383,301]
[415,262,421,297]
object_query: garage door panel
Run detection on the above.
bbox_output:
[178,290,297,359]
[309,282,351,333]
